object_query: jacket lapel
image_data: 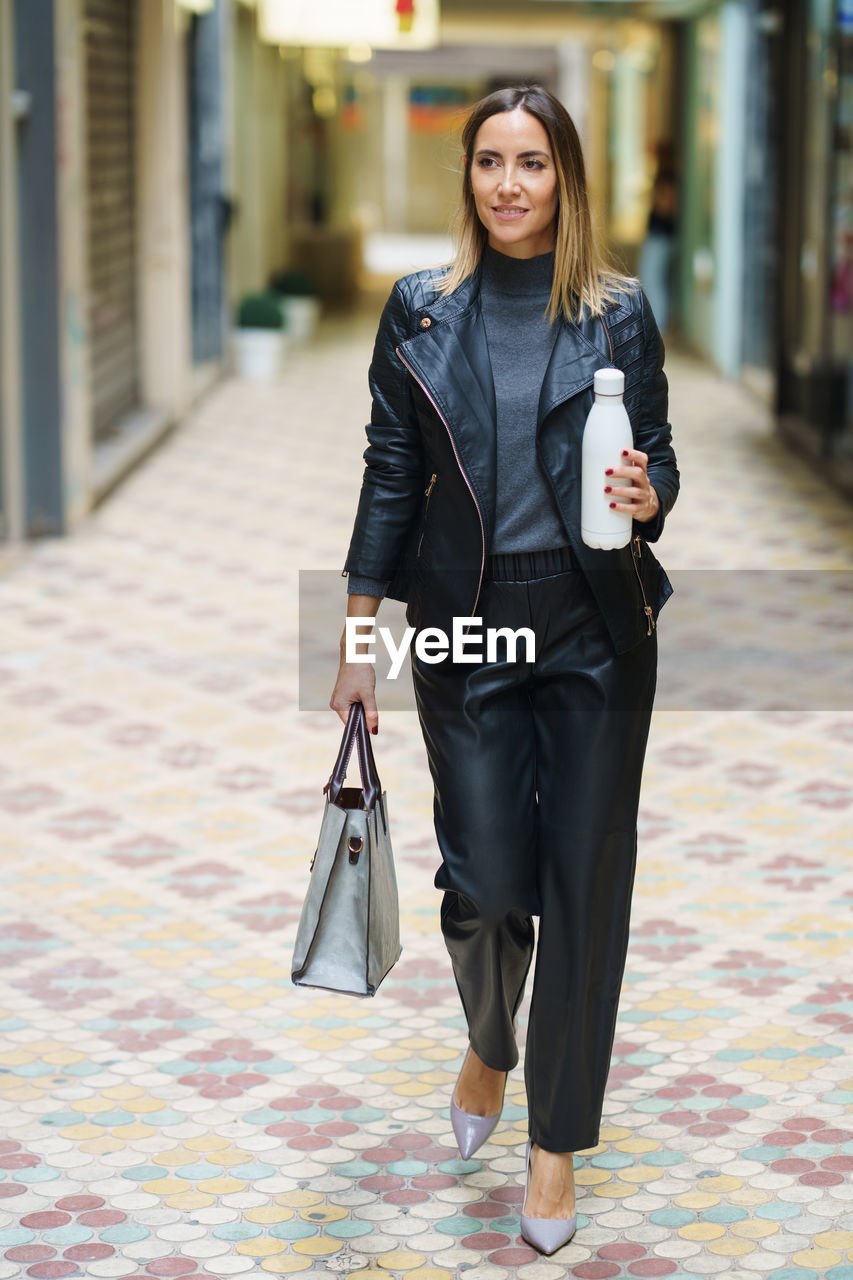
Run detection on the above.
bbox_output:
[538,311,616,429]
[397,292,497,544]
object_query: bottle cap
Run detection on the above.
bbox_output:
[594,367,625,396]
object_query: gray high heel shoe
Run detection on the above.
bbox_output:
[450,1045,506,1160]
[519,1138,577,1255]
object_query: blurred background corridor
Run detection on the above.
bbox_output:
[1,2,853,1279]
[1,0,853,533]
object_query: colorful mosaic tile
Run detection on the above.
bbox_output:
[0,323,852,1277]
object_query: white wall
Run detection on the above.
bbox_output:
[136,0,193,418]
[226,3,291,304]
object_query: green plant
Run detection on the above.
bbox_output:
[269,268,316,297]
[236,292,284,329]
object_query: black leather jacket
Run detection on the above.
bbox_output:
[343,264,680,655]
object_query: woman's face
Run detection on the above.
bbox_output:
[469,107,558,259]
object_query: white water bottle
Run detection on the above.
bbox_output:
[581,367,633,549]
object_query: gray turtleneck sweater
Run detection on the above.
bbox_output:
[347,242,569,597]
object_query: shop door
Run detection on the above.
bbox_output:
[85,0,140,442]
[187,7,226,364]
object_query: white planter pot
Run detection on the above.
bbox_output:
[232,328,286,381]
[280,295,321,343]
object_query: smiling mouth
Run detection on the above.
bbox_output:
[493,206,528,217]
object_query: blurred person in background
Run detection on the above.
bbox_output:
[332,85,679,1256]
[637,165,678,335]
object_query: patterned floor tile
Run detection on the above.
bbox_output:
[1,313,852,1277]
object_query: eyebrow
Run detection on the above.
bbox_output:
[474,148,551,159]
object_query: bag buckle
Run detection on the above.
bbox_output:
[347,835,364,864]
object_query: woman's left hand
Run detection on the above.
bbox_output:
[604,448,660,523]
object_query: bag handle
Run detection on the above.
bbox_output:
[324,701,382,814]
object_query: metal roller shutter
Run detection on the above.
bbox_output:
[85,0,139,441]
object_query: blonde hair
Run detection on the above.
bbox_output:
[437,85,640,323]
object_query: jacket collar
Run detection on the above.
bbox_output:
[396,263,623,547]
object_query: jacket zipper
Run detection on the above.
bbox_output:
[631,533,655,636]
[417,472,438,558]
[395,347,486,625]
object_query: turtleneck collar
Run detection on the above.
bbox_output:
[480,241,555,296]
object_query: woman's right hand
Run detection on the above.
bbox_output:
[330,656,378,734]
[331,593,383,734]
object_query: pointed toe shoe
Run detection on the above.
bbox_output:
[519,1138,577,1255]
[450,1046,505,1160]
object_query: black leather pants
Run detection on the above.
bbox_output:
[410,545,657,1153]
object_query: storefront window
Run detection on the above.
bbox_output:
[797,0,835,358]
[782,0,853,462]
[829,0,853,382]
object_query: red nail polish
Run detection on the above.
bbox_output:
[621,450,629,457]
[604,486,612,493]
[609,502,616,508]
[605,468,613,476]
[371,726,378,735]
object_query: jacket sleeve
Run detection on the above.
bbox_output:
[343,281,425,580]
[631,288,679,544]
[347,575,390,598]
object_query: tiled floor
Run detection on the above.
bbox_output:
[1,309,852,1279]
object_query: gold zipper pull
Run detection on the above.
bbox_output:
[417,474,438,559]
[630,534,655,635]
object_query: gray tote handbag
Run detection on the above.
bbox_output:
[291,701,401,997]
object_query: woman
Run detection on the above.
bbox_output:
[638,167,678,333]
[331,85,679,1255]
